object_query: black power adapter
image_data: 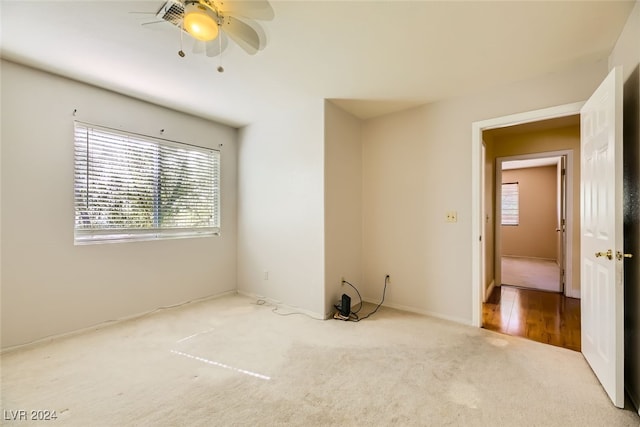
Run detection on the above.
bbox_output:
[335,275,389,322]
[333,293,352,320]
[339,293,351,317]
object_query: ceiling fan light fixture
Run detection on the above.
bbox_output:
[183,2,219,41]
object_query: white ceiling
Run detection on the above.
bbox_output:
[0,1,635,127]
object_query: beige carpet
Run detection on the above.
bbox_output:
[2,294,638,426]
[502,256,561,292]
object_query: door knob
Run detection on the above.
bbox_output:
[616,251,633,260]
[595,249,613,260]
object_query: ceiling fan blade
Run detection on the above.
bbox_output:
[213,0,274,21]
[141,20,168,26]
[222,16,261,55]
[206,33,229,57]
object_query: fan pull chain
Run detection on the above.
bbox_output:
[178,20,185,57]
[217,24,224,73]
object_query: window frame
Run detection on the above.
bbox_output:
[73,121,220,245]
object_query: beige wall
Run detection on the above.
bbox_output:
[324,101,363,315]
[501,166,558,259]
[485,125,580,295]
[0,60,238,349]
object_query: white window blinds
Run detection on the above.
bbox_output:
[74,122,220,244]
[501,182,519,226]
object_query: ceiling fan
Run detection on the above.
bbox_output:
[144,0,274,71]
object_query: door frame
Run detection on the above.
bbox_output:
[495,151,574,297]
[471,102,584,327]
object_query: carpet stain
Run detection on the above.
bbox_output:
[486,337,509,347]
[447,382,481,409]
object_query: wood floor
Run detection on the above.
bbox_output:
[482,285,581,351]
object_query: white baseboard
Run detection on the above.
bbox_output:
[237,290,325,320]
[361,298,472,326]
[1,289,238,354]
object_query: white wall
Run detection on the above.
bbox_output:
[324,101,363,316]
[237,100,325,317]
[0,60,238,349]
[361,60,608,324]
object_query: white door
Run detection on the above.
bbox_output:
[580,67,624,408]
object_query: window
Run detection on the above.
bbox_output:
[501,182,519,226]
[74,122,220,244]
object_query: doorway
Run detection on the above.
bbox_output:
[480,119,580,351]
[471,102,583,328]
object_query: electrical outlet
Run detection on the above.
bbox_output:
[446,211,458,223]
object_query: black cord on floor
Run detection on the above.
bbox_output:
[255,299,323,321]
[339,275,389,322]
